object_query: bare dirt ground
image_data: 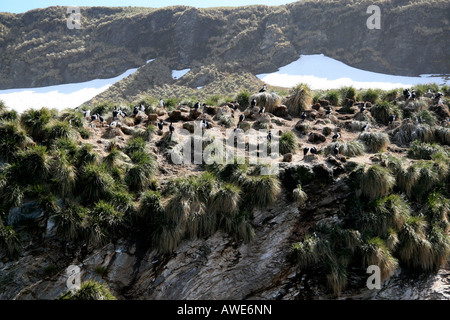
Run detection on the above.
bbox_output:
[80,102,410,184]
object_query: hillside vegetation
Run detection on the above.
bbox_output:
[0,81,449,298]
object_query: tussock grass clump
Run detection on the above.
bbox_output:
[124,136,147,155]
[0,221,21,259]
[279,131,298,155]
[0,120,34,162]
[235,90,251,109]
[401,100,429,112]
[407,141,448,160]
[399,160,442,202]
[53,203,87,242]
[284,83,312,116]
[397,215,434,273]
[0,109,18,121]
[427,224,450,271]
[393,121,434,145]
[20,107,53,142]
[59,280,116,300]
[349,121,368,132]
[425,192,449,230]
[46,120,77,142]
[218,115,236,128]
[90,200,125,241]
[50,151,77,198]
[358,132,390,153]
[325,140,365,157]
[125,151,157,192]
[18,145,51,184]
[58,110,86,129]
[241,174,281,209]
[412,83,440,97]
[411,110,437,126]
[360,164,395,200]
[323,89,340,106]
[360,237,399,280]
[78,164,115,203]
[292,184,308,206]
[292,225,361,296]
[359,88,380,104]
[370,101,401,125]
[434,126,450,145]
[250,92,282,113]
[380,89,400,102]
[371,194,409,234]
[132,124,156,141]
[339,86,356,101]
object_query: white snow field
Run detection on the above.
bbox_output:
[256,54,449,90]
[0,59,155,113]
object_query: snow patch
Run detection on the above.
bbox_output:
[172,68,190,80]
[0,59,157,112]
[256,54,449,90]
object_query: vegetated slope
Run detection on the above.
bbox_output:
[0,0,449,91]
[0,84,449,299]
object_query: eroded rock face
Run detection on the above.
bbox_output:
[1,169,449,301]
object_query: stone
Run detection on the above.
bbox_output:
[204,106,217,116]
[311,103,321,110]
[318,99,330,107]
[244,106,261,120]
[294,121,311,134]
[308,132,326,143]
[189,108,202,120]
[283,153,293,162]
[312,163,333,183]
[169,110,183,121]
[272,105,289,118]
[134,111,148,124]
[148,113,158,122]
[322,126,332,136]
[183,122,195,133]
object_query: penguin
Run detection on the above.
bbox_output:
[326,107,332,115]
[133,106,139,116]
[360,102,367,113]
[332,133,341,140]
[259,85,267,93]
[159,99,165,108]
[157,120,164,131]
[251,99,257,108]
[303,147,310,156]
[300,112,307,121]
[259,106,265,114]
[84,110,91,118]
[239,114,245,123]
[362,124,369,132]
[333,144,339,156]
[388,114,396,124]
[140,104,146,112]
[310,147,317,154]
[91,114,98,122]
[193,100,200,110]
[169,122,175,134]
[113,108,119,119]
[267,131,272,142]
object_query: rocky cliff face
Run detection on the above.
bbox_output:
[1,162,448,300]
[0,0,449,91]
